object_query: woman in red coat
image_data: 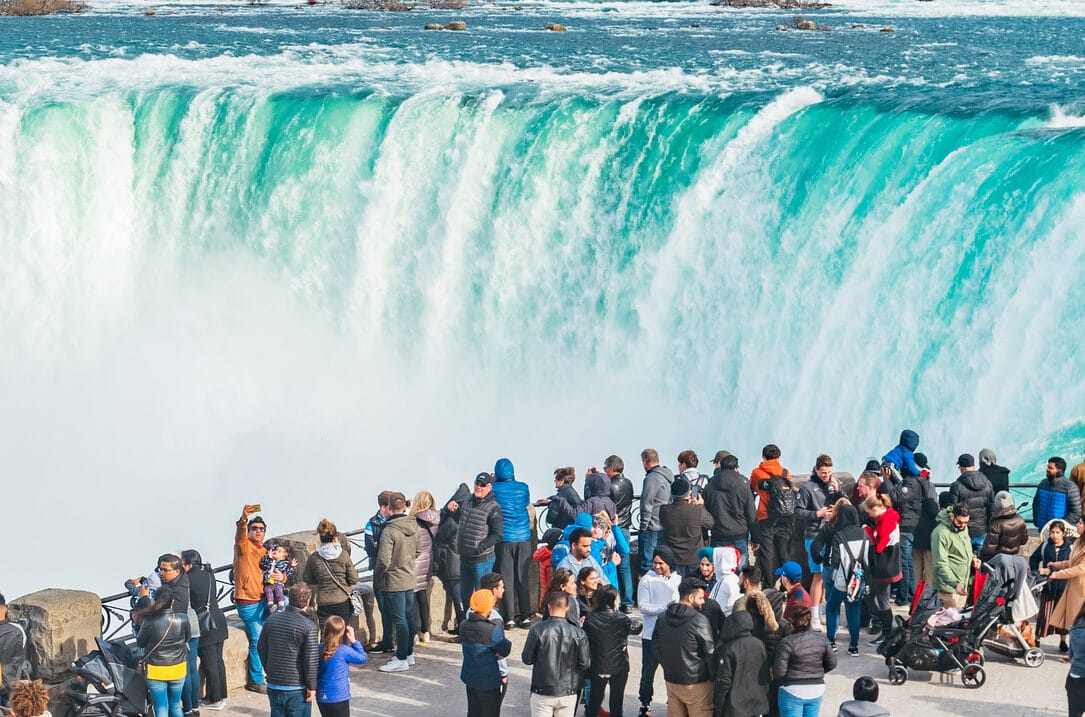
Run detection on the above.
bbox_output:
[863,494,902,647]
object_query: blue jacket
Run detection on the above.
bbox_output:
[1034,476,1082,529]
[492,458,531,542]
[1070,619,1085,678]
[882,430,921,477]
[316,641,367,703]
[460,613,512,691]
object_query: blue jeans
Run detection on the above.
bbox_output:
[182,637,200,711]
[236,601,269,685]
[268,687,311,717]
[778,687,822,717]
[711,538,749,569]
[460,560,494,604]
[825,583,861,648]
[383,589,417,660]
[896,532,915,602]
[617,555,634,607]
[970,535,984,552]
[374,589,394,648]
[147,676,185,717]
[639,530,662,575]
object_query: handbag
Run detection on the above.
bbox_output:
[319,556,363,616]
[197,573,221,634]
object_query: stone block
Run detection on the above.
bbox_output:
[10,589,101,682]
[221,618,250,691]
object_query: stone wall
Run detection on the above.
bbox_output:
[9,589,101,682]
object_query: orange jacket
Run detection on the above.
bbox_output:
[750,458,790,521]
[233,516,266,603]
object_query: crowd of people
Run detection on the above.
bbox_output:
[5,432,1085,717]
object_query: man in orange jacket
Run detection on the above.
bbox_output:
[749,445,796,581]
[234,505,284,693]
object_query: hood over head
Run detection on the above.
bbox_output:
[959,470,990,491]
[992,491,1016,518]
[835,504,860,529]
[712,546,741,577]
[585,471,611,498]
[899,430,920,451]
[1041,518,1079,542]
[494,458,515,481]
[719,609,754,642]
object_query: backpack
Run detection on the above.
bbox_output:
[837,538,866,603]
[761,469,795,519]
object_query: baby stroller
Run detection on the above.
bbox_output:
[68,638,150,716]
[976,561,1046,668]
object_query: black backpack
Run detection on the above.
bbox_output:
[761,469,795,519]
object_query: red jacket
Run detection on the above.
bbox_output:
[864,508,902,583]
[750,459,789,522]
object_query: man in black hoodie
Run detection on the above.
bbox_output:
[654,576,715,717]
[605,455,636,611]
[703,453,758,568]
[979,448,1011,496]
[948,454,995,552]
[713,610,769,717]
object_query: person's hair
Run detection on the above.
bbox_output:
[546,591,569,611]
[481,573,504,591]
[548,568,575,594]
[678,576,707,599]
[320,616,347,662]
[1051,520,1067,534]
[157,553,182,572]
[641,448,659,464]
[9,679,49,717]
[721,454,739,470]
[410,491,436,514]
[248,515,267,529]
[762,444,781,460]
[569,527,592,545]
[863,494,893,513]
[377,490,393,507]
[678,450,698,468]
[554,466,576,484]
[828,498,852,525]
[604,455,624,474]
[815,454,833,469]
[1050,456,1068,475]
[740,565,762,587]
[857,472,880,489]
[592,584,619,611]
[790,603,812,631]
[853,675,879,702]
[316,518,338,543]
[576,567,598,595]
[592,513,612,531]
[951,502,971,518]
[0,592,6,606]
[287,583,311,607]
[744,590,778,632]
[388,492,408,512]
[132,590,175,623]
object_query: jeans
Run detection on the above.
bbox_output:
[236,601,268,685]
[268,687,311,717]
[711,538,749,569]
[147,676,185,717]
[896,532,915,603]
[617,556,634,607]
[588,671,628,717]
[825,583,861,648]
[756,518,793,582]
[375,589,394,648]
[461,560,495,605]
[383,589,417,660]
[495,540,534,621]
[182,636,200,711]
[440,577,465,629]
[639,530,662,575]
[777,687,822,717]
[971,535,985,552]
[638,638,660,705]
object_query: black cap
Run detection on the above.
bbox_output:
[956,453,975,468]
[864,459,882,473]
[474,472,493,486]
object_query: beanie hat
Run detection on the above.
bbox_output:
[653,545,677,568]
[671,476,691,499]
[914,452,929,469]
[494,458,515,481]
[864,459,881,473]
[470,589,495,617]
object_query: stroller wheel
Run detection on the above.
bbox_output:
[962,664,986,689]
[888,665,908,685]
[1024,648,1045,668]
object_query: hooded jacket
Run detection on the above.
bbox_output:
[435,484,470,582]
[979,492,1028,560]
[931,508,973,594]
[810,505,870,593]
[708,547,742,616]
[609,473,635,529]
[302,542,361,610]
[521,617,591,696]
[750,458,790,522]
[653,603,716,684]
[703,467,759,544]
[0,618,27,693]
[583,605,642,675]
[547,484,584,530]
[881,430,921,477]
[885,471,924,534]
[492,458,532,542]
[413,509,440,592]
[864,507,901,583]
[713,611,769,717]
[580,472,618,522]
[911,476,941,551]
[796,473,842,540]
[641,465,675,532]
[457,491,504,563]
[1034,474,1083,529]
[375,513,421,592]
[948,470,995,538]
[980,462,1011,497]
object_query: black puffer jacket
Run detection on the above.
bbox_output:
[773,629,836,686]
[703,467,759,544]
[610,474,635,530]
[948,471,995,538]
[912,477,941,551]
[136,610,191,668]
[713,612,769,717]
[435,484,470,582]
[187,566,228,645]
[887,473,924,533]
[257,606,320,691]
[547,485,584,530]
[457,492,504,563]
[979,493,1029,559]
[653,603,716,685]
[582,607,642,675]
[521,617,591,696]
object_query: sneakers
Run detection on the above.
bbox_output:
[517,618,532,628]
[380,657,410,672]
[407,654,416,666]
[620,605,633,614]
[369,642,395,653]
[869,635,886,647]
[419,632,430,644]
[828,642,838,652]
[244,683,267,695]
[638,705,652,717]
[848,646,860,657]
[202,701,226,711]
[505,620,516,630]
[811,617,823,632]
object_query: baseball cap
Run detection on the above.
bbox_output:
[712,450,732,464]
[474,472,493,486]
[774,561,803,582]
[956,453,975,468]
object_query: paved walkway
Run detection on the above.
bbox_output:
[219,609,1066,716]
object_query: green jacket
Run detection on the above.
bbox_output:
[375,513,421,592]
[931,508,973,594]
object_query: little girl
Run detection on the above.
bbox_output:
[259,544,297,612]
[317,616,368,717]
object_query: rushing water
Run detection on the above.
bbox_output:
[1,0,1084,596]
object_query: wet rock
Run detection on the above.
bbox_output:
[424,22,441,28]
[880,26,894,31]
[545,23,566,31]
[143,6,156,14]
[795,19,817,30]
[443,19,467,29]
[776,24,787,30]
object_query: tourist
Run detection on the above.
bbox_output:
[491,458,534,630]
[464,574,511,688]
[302,520,360,626]
[931,503,974,609]
[1067,600,1085,717]
[604,455,636,611]
[533,530,562,611]
[409,492,440,642]
[660,477,714,576]
[1032,519,1075,652]
[703,452,757,568]
[593,513,628,589]
[581,468,618,523]
[751,444,796,580]
[141,554,198,717]
[948,454,995,552]
[460,589,512,717]
[910,453,940,590]
[1035,457,1083,530]
[836,676,889,717]
[653,576,715,717]
[713,610,769,717]
[436,483,470,634]
[6,680,49,717]
[812,503,869,656]
[861,494,902,646]
[0,593,27,710]
[707,546,742,617]
[1042,517,1085,637]
[1072,453,1085,506]
[539,467,584,530]
[583,583,642,717]
[543,568,581,626]
[257,584,319,717]
[315,617,366,717]
[978,448,1011,497]
[697,547,717,594]
[458,474,505,600]
[796,454,841,631]
[577,566,601,616]
[881,430,921,478]
[639,449,676,577]
[734,565,784,619]
[234,506,277,692]
[376,492,421,673]
[775,562,811,622]
[557,527,605,579]
[676,450,709,501]
[979,491,1029,559]
[135,593,192,717]
[773,604,837,717]
[637,546,681,717]
[881,459,922,605]
[260,544,298,614]
[181,550,229,712]
[365,491,393,653]
[521,592,591,717]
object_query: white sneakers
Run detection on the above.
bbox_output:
[407,654,416,666]
[202,700,226,711]
[420,632,431,644]
[380,657,410,672]
[811,617,823,632]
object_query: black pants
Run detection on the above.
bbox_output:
[1068,675,1085,717]
[588,671,628,717]
[440,578,465,629]
[756,518,794,583]
[318,599,353,623]
[638,639,659,706]
[466,686,504,717]
[495,540,534,621]
[317,700,350,717]
[415,587,431,635]
[197,640,227,703]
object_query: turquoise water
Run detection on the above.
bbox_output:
[1,1,1084,594]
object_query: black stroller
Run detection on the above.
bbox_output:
[68,638,150,716]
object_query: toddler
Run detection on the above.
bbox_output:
[259,544,297,612]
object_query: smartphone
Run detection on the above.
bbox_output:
[251,503,262,512]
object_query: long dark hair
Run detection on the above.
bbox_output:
[132,592,173,623]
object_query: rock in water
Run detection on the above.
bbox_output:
[424,22,442,28]
[443,20,466,29]
[796,19,817,30]
[880,26,894,31]
[546,23,566,31]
